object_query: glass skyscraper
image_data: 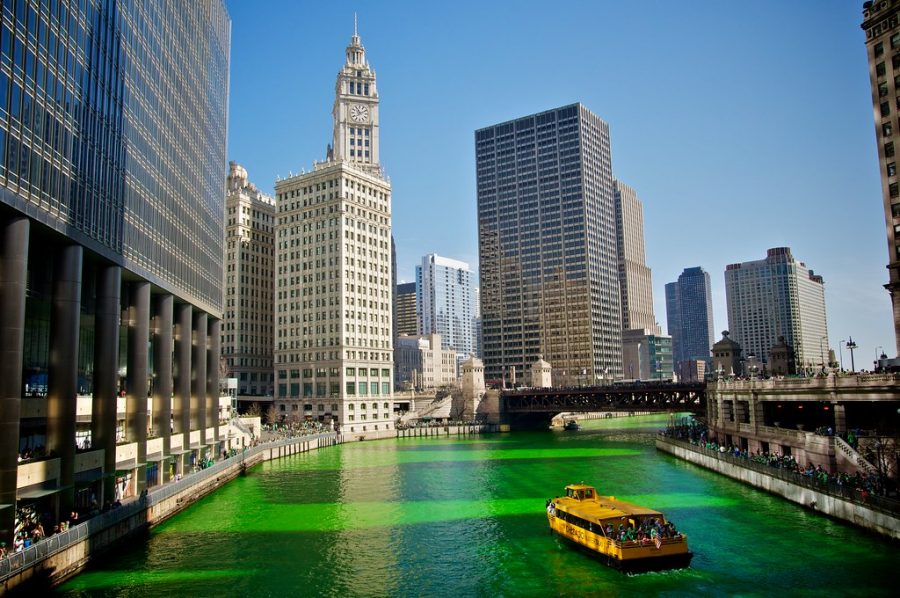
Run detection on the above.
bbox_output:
[476,104,621,384]
[665,267,715,370]
[0,0,230,545]
[416,253,475,370]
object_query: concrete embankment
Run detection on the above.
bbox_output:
[0,433,341,594]
[656,437,900,540]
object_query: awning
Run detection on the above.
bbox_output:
[146,453,173,462]
[74,469,105,484]
[188,443,202,449]
[114,461,146,473]
[17,486,69,500]
[169,449,191,456]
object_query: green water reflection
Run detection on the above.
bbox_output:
[58,414,896,596]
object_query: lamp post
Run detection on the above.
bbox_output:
[839,340,845,371]
[875,346,884,371]
[846,337,858,373]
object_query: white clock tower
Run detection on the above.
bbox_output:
[331,19,381,176]
[274,21,393,436]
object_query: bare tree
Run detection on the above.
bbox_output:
[265,404,279,425]
[246,402,261,418]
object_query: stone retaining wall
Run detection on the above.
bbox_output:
[656,437,900,540]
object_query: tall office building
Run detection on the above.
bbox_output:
[476,104,621,383]
[0,0,230,544]
[224,162,275,398]
[665,267,715,371]
[614,181,658,334]
[274,26,393,433]
[416,254,475,368]
[724,248,829,370]
[862,1,900,356]
[395,282,417,337]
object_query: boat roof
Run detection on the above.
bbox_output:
[558,485,664,522]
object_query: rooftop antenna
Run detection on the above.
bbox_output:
[354,12,358,36]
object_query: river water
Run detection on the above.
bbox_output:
[58,414,896,597]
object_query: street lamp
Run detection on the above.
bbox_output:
[875,346,884,371]
[846,337,858,373]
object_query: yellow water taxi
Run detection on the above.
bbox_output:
[546,483,692,572]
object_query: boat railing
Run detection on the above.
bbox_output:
[659,435,900,517]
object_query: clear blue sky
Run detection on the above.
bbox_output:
[225,0,893,366]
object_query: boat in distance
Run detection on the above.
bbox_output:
[546,483,692,572]
[563,419,580,431]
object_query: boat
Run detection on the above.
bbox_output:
[563,419,580,431]
[546,483,692,572]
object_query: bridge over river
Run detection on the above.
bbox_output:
[500,381,706,428]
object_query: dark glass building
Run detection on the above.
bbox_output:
[665,267,715,372]
[476,104,621,384]
[0,0,230,545]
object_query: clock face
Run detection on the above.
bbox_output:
[350,103,369,123]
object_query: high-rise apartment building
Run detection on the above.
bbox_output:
[0,0,230,544]
[724,248,829,370]
[862,1,900,356]
[614,181,658,334]
[274,27,393,433]
[395,282,417,337]
[224,162,275,398]
[476,104,622,383]
[665,267,715,372]
[416,254,475,368]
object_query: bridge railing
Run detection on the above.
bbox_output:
[658,435,900,517]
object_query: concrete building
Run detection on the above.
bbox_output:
[622,329,674,381]
[395,334,458,390]
[725,248,829,372]
[223,163,275,400]
[861,1,900,356]
[0,0,231,545]
[712,331,743,378]
[416,254,475,372]
[476,104,622,384]
[614,181,658,334]
[274,26,393,434]
[665,267,715,372]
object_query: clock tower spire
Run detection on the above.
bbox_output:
[332,18,381,176]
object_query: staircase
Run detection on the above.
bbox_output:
[834,436,879,476]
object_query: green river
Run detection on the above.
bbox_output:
[57,414,896,597]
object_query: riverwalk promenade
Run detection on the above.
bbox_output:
[0,432,341,594]
[656,435,900,540]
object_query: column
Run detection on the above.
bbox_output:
[153,294,173,482]
[207,318,221,452]
[193,312,208,448]
[47,244,83,516]
[125,282,150,494]
[0,216,29,545]
[91,265,121,505]
[173,303,192,475]
[833,403,847,436]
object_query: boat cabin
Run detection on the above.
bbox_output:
[564,484,597,501]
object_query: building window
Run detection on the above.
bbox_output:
[887,142,896,158]
[876,42,885,57]
[882,101,891,118]
[893,33,900,49]
[358,382,367,395]
[884,122,893,137]
[889,163,897,177]
[878,62,886,77]
[890,182,899,198]
[880,82,889,97]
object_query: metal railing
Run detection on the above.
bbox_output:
[658,435,900,516]
[0,431,338,582]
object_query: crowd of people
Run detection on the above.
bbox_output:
[663,423,892,498]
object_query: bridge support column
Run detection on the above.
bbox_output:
[833,403,846,435]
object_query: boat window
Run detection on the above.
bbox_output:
[585,489,593,498]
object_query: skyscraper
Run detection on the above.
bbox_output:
[861,1,900,356]
[224,162,275,399]
[394,282,417,338]
[665,267,715,371]
[0,0,230,544]
[476,104,621,383]
[274,25,393,434]
[416,254,475,368]
[724,248,829,370]
[614,181,658,334]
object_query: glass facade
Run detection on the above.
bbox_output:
[665,267,715,368]
[0,0,229,314]
[416,253,474,367]
[476,103,621,383]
